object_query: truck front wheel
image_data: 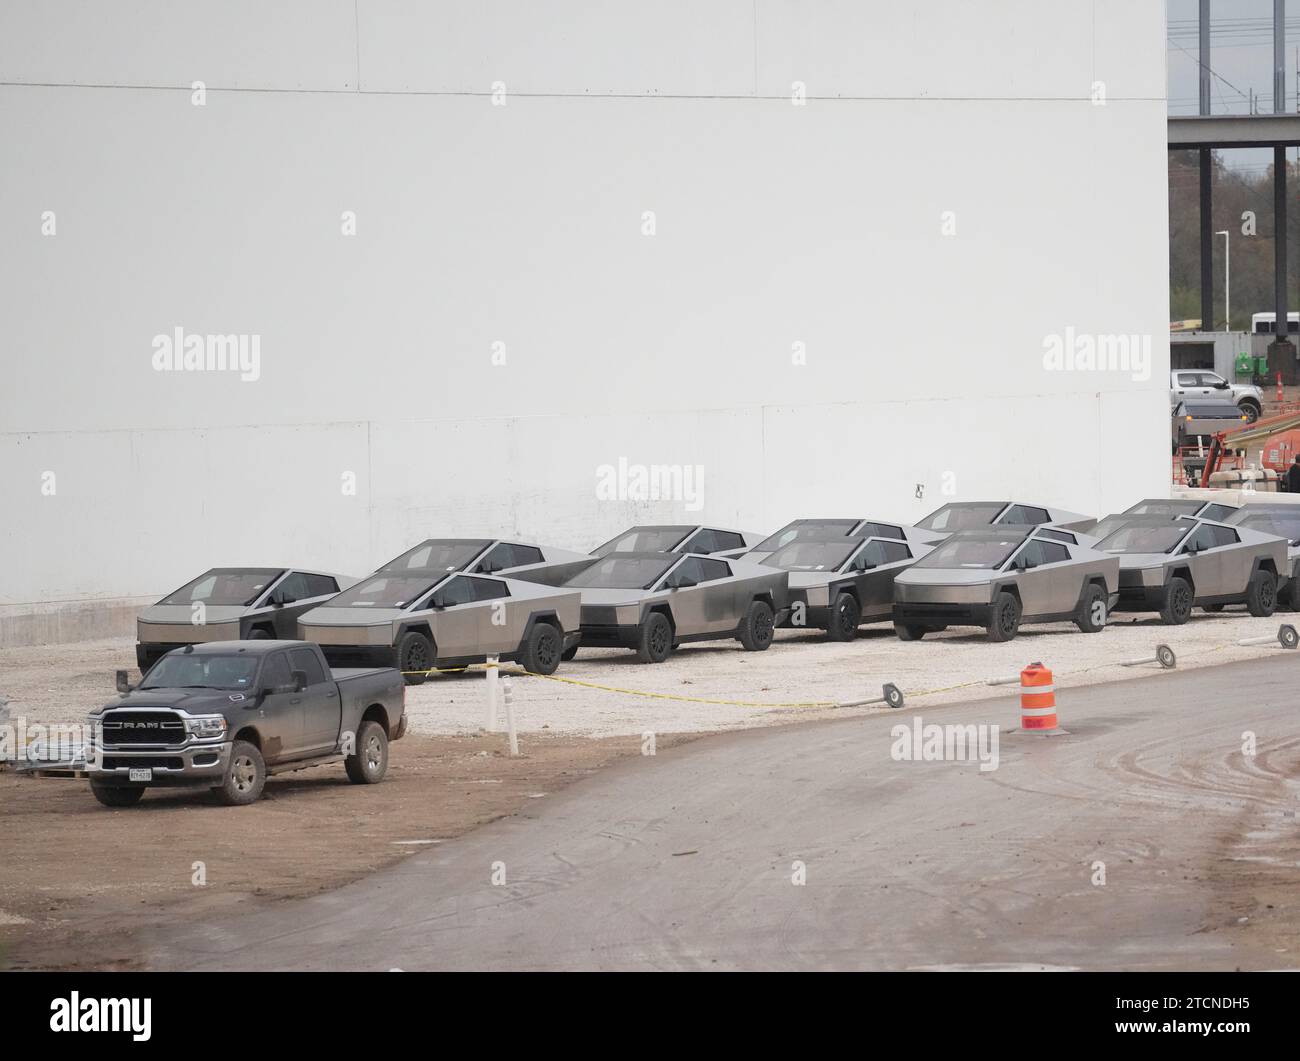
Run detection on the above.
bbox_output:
[346,720,389,784]
[216,740,266,806]
[90,783,145,808]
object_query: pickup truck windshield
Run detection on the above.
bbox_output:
[379,540,489,573]
[566,555,677,589]
[1099,525,1190,554]
[593,527,691,556]
[916,504,1005,532]
[765,540,859,572]
[140,654,260,690]
[912,535,1024,570]
[329,574,443,608]
[158,568,285,607]
[754,520,859,552]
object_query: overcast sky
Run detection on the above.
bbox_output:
[1167,0,1300,172]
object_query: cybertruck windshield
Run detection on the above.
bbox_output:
[912,534,1025,570]
[379,540,488,573]
[566,555,677,590]
[916,503,1006,532]
[140,653,260,691]
[754,520,860,553]
[327,573,444,609]
[593,527,691,557]
[765,540,859,572]
[1099,524,1191,554]
[1235,513,1300,545]
[158,568,285,607]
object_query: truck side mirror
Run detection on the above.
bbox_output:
[115,669,133,695]
[291,670,308,693]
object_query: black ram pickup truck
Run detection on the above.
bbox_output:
[85,640,406,807]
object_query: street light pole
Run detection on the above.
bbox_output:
[1216,229,1231,330]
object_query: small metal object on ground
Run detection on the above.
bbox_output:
[1120,644,1177,669]
[1237,624,1298,649]
[837,683,904,710]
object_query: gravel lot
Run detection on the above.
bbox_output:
[3,608,1295,738]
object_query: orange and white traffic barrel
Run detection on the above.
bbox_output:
[1019,662,1063,734]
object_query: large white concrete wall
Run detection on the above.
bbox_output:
[0,1,1170,643]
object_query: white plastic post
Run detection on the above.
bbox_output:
[484,655,499,732]
[503,676,519,757]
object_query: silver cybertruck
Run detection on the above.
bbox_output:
[762,533,934,640]
[298,568,581,684]
[561,552,789,662]
[1100,516,1289,623]
[744,518,943,564]
[1224,506,1300,611]
[592,525,760,560]
[136,567,356,672]
[915,501,1095,537]
[892,526,1119,642]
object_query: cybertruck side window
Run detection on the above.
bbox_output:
[1036,529,1076,545]
[1183,526,1220,553]
[879,541,911,563]
[437,577,476,607]
[695,558,731,582]
[303,574,339,597]
[999,505,1050,526]
[508,544,543,567]
[477,544,514,573]
[1206,525,1239,548]
[857,522,904,540]
[683,529,719,554]
[270,572,311,604]
[710,531,746,553]
[468,577,510,601]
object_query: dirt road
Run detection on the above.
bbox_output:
[149,656,1300,970]
[0,730,701,970]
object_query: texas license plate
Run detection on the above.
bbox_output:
[128,768,153,782]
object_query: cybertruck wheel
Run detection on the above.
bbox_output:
[520,622,562,675]
[345,720,389,785]
[561,644,579,662]
[90,784,144,808]
[986,592,1021,642]
[1247,569,1278,617]
[894,622,926,642]
[738,600,775,651]
[217,741,266,806]
[825,593,861,642]
[397,630,436,685]
[636,612,673,663]
[1201,603,1225,614]
[1159,577,1193,625]
[1074,583,1108,633]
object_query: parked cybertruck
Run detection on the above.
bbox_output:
[561,552,789,662]
[1224,507,1300,611]
[915,501,1094,537]
[592,525,761,561]
[1100,516,1289,624]
[298,568,581,684]
[892,526,1119,642]
[376,537,593,587]
[744,518,943,564]
[763,534,934,640]
[1076,497,1239,534]
[136,567,356,672]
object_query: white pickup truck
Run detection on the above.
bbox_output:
[1170,370,1263,423]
